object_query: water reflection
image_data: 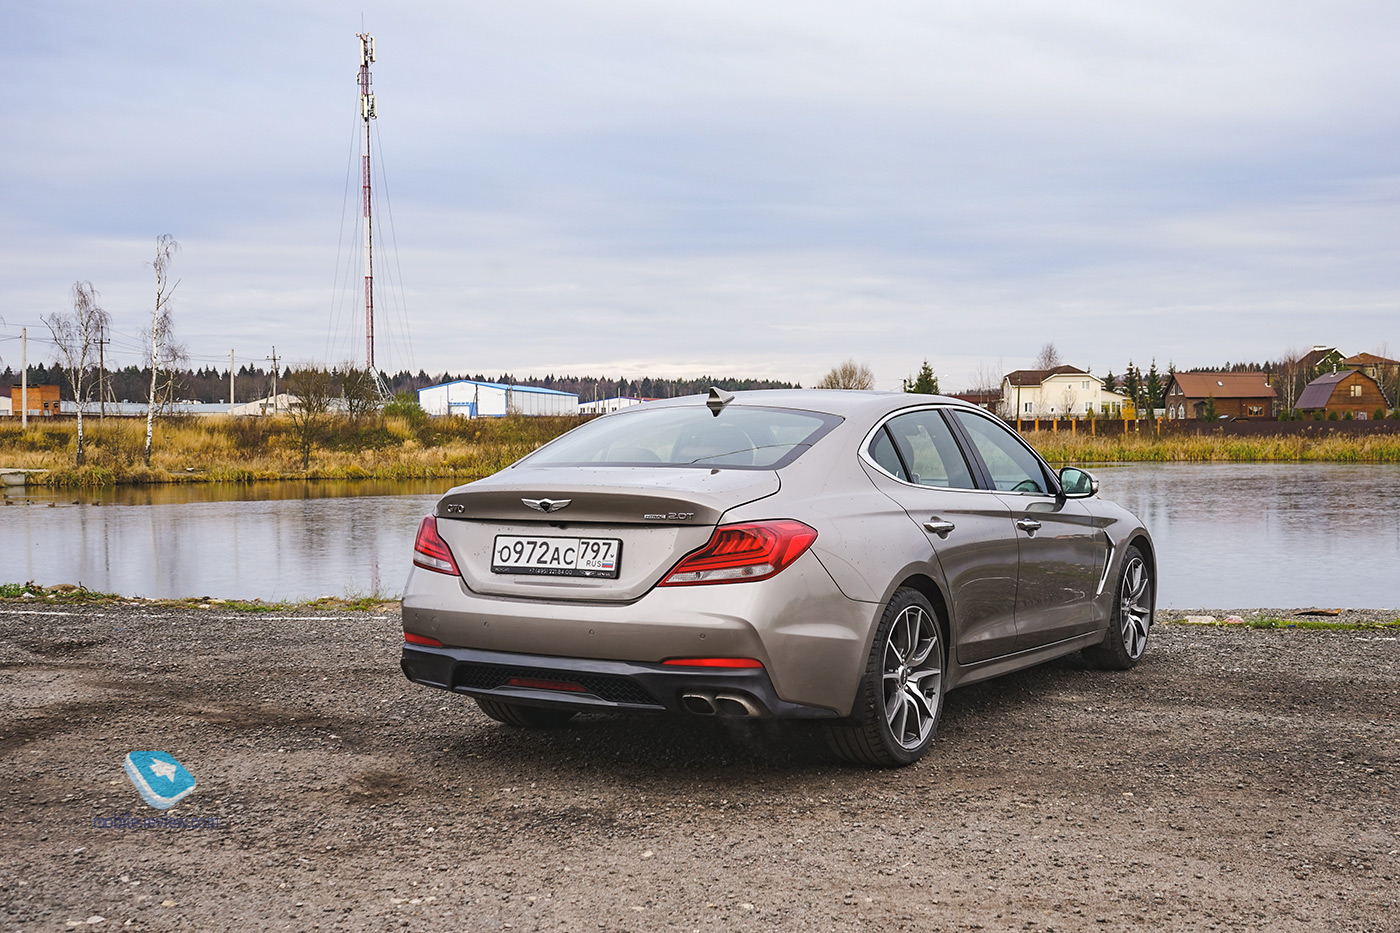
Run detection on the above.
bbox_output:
[2,466,1398,607]
[2,479,452,602]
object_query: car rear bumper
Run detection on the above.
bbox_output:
[401,550,875,716]
[401,644,840,718]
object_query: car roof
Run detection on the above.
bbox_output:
[635,389,981,420]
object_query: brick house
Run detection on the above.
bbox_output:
[1295,370,1389,419]
[8,385,61,418]
[1163,373,1277,420]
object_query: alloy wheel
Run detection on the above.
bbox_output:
[1119,556,1151,659]
[882,603,943,750]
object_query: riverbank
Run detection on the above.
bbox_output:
[3,601,1396,931]
[4,583,1396,626]
[5,413,1400,487]
[0,414,586,487]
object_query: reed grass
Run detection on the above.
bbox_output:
[4,414,1399,486]
[0,414,587,487]
[1025,430,1400,464]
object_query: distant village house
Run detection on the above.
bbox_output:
[999,366,1126,419]
[1295,370,1388,419]
[1163,373,1276,420]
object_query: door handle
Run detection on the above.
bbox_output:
[1015,518,1042,534]
[923,520,956,538]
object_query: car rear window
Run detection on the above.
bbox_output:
[522,405,842,469]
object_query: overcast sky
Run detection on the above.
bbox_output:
[2,1,1398,391]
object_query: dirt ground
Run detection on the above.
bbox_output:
[1,602,1396,932]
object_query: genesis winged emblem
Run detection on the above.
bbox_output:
[522,498,572,513]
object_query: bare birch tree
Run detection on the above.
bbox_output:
[43,282,110,466]
[144,235,181,466]
[1034,342,1061,371]
[816,359,875,390]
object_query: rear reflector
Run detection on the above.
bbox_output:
[659,519,817,586]
[404,632,444,647]
[506,677,587,692]
[662,657,765,669]
[413,515,461,575]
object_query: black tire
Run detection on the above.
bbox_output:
[1084,545,1152,670]
[825,587,946,768]
[475,698,577,728]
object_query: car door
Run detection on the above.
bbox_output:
[947,409,1106,651]
[861,409,1022,664]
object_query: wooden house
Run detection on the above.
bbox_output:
[1163,373,1276,420]
[1295,370,1389,418]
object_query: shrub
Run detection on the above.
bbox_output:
[1327,410,1339,420]
[1344,410,1354,420]
[1376,408,1387,421]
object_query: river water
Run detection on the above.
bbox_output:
[1,465,1397,608]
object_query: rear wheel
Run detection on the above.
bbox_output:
[475,698,578,728]
[826,587,946,767]
[1084,545,1152,670]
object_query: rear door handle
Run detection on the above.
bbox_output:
[923,520,956,538]
[1016,518,1042,534]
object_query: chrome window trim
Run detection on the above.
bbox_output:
[945,406,1064,498]
[857,404,1025,498]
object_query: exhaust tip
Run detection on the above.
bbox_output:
[681,693,717,716]
[713,693,762,718]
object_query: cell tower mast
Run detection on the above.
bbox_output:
[356,32,385,394]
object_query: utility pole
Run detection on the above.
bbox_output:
[266,347,280,415]
[230,349,235,405]
[98,323,109,420]
[20,327,27,430]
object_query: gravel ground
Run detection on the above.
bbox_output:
[1,601,1396,932]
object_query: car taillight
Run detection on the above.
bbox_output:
[412,515,461,575]
[659,520,817,586]
[404,632,444,647]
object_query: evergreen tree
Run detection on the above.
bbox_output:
[1122,362,1142,414]
[1145,359,1164,411]
[1101,371,1117,394]
[902,359,939,394]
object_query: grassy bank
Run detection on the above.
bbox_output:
[0,413,587,487]
[5,413,1400,487]
[1025,430,1400,463]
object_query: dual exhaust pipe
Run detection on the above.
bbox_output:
[681,692,762,718]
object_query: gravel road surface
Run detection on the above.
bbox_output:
[2,601,1396,932]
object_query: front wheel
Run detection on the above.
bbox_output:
[475,698,577,728]
[1084,545,1152,670]
[826,587,946,767]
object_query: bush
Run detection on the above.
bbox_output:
[1376,408,1387,421]
[1327,410,1339,420]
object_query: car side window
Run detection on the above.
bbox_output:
[879,411,977,489]
[868,429,909,481]
[951,410,1051,494]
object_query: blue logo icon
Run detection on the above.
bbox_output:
[122,751,196,810]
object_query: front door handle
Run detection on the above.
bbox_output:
[1015,518,1042,534]
[923,520,956,538]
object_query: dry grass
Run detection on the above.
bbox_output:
[0,414,587,486]
[1026,430,1400,463]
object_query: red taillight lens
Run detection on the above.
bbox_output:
[659,520,817,586]
[404,631,444,647]
[662,657,765,669]
[413,515,461,575]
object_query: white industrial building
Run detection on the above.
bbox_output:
[578,396,646,415]
[418,380,579,418]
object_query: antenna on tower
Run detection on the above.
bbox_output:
[356,31,390,399]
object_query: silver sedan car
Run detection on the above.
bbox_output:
[401,389,1155,767]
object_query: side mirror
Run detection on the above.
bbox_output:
[1059,466,1099,499]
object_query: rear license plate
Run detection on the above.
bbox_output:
[491,535,622,579]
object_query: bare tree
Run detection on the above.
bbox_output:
[1034,342,1061,371]
[1375,342,1399,410]
[816,359,875,390]
[1274,346,1304,414]
[338,364,381,419]
[43,282,110,466]
[1059,385,1079,419]
[144,235,181,466]
[286,366,337,470]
